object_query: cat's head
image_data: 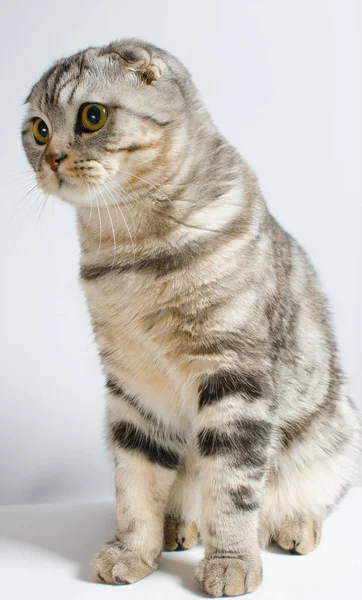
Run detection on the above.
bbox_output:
[22,39,195,206]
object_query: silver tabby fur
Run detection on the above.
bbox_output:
[22,39,361,597]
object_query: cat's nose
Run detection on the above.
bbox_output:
[45,153,67,172]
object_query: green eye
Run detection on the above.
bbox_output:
[33,118,49,144]
[81,103,108,132]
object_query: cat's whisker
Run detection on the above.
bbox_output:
[22,184,39,199]
[10,184,39,221]
[118,191,136,227]
[19,189,45,226]
[10,173,37,183]
[112,154,188,189]
[12,179,39,194]
[12,169,34,176]
[94,188,103,261]
[40,195,49,226]
[4,172,39,194]
[98,186,117,269]
[10,184,46,222]
[113,169,176,208]
[104,186,136,263]
[7,170,36,183]
[86,184,93,229]
[36,194,48,227]
[113,161,183,205]
[106,178,135,224]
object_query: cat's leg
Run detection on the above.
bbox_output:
[93,386,180,585]
[258,468,324,555]
[163,445,200,551]
[259,395,361,554]
[194,376,274,598]
[93,448,177,584]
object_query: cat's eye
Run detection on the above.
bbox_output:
[33,118,49,145]
[81,103,108,132]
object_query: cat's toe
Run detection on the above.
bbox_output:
[92,541,157,585]
[163,516,199,551]
[195,555,263,597]
[274,518,322,554]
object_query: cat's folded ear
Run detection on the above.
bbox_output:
[109,43,162,84]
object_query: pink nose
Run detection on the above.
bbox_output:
[45,153,67,172]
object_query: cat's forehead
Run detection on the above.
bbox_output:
[28,49,128,113]
[24,40,190,129]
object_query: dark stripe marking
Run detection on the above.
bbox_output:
[198,419,272,468]
[80,199,246,282]
[48,61,73,105]
[80,251,192,280]
[230,485,259,511]
[54,76,77,103]
[36,63,58,106]
[80,221,242,281]
[199,370,264,409]
[106,377,127,396]
[68,53,87,103]
[112,104,171,127]
[279,408,323,450]
[81,264,118,280]
[106,377,158,425]
[112,421,180,469]
[104,143,159,153]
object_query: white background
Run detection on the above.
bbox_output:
[0,0,361,505]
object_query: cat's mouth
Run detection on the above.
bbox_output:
[55,174,66,188]
[37,161,113,205]
[36,171,102,206]
[37,157,137,207]
[35,150,139,206]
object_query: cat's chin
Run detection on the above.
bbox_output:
[56,179,127,208]
[38,173,126,208]
[37,178,98,207]
[57,186,95,207]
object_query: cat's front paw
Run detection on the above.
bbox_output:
[195,555,263,597]
[92,540,158,585]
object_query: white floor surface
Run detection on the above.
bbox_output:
[0,488,361,600]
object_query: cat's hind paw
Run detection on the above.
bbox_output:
[273,518,322,555]
[163,515,199,551]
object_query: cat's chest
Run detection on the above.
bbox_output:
[84,270,176,343]
[82,271,198,426]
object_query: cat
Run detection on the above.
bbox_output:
[22,39,361,597]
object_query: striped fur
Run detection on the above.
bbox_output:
[23,39,361,597]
